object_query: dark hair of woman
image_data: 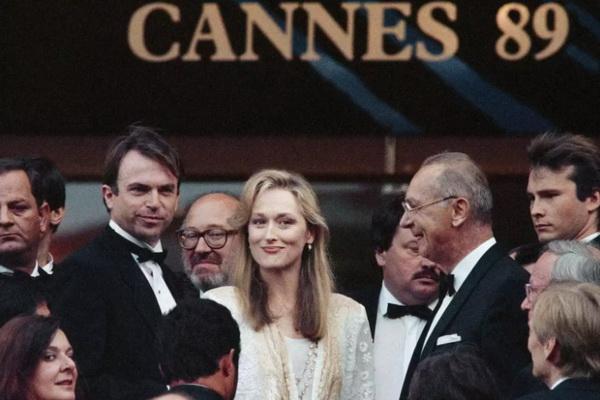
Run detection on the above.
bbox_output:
[0,315,61,400]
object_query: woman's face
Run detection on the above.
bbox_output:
[31,329,78,400]
[248,189,313,272]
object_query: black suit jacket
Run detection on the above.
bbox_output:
[169,384,225,400]
[346,282,380,337]
[515,378,600,399]
[403,244,530,398]
[53,226,191,400]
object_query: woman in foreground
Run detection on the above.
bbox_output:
[0,315,78,400]
[205,169,374,400]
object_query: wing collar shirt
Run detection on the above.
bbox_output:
[375,283,436,400]
[423,237,496,348]
[109,220,177,315]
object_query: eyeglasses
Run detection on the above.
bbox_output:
[402,196,457,213]
[525,283,546,304]
[176,228,237,250]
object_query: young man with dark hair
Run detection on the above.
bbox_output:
[53,125,192,400]
[158,299,240,400]
[527,132,600,245]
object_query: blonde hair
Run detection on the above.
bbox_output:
[532,282,600,378]
[231,169,334,340]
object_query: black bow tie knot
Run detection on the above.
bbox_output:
[385,303,433,321]
[130,247,167,264]
[440,273,456,297]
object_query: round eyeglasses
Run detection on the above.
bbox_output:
[176,228,237,250]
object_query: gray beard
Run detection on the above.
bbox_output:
[190,271,228,292]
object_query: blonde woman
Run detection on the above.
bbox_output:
[205,169,374,400]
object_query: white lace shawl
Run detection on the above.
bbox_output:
[204,287,375,400]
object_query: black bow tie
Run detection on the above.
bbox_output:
[440,274,456,297]
[385,303,433,320]
[129,246,167,264]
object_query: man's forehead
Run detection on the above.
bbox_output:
[529,165,575,184]
[531,251,556,280]
[407,165,441,198]
[0,170,35,200]
[184,197,237,227]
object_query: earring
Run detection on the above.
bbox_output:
[307,243,313,252]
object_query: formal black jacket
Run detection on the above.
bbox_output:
[169,384,225,400]
[346,282,380,338]
[402,244,530,399]
[53,226,192,400]
[515,378,600,399]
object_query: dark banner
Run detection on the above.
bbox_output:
[1,1,598,136]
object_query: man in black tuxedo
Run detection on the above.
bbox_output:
[516,282,600,400]
[156,299,240,400]
[527,133,600,246]
[53,126,191,400]
[399,152,529,399]
[350,193,440,400]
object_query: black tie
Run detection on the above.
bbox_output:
[439,273,456,297]
[385,303,432,321]
[128,246,167,264]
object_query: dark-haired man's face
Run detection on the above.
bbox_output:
[375,224,440,305]
[527,166,600,242]
[0,171,48,269]
[103,150,179,246]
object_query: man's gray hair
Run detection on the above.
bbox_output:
[421,152,493,225]
[547,240,600,284]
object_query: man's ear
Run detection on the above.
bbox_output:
[585,188,600,213]
[544,337,560,364]
[374,249,386,268]
[38,202,50,234]
[450,197,469,228]
[49,207,65,229]
[220,348,236,378]
[102,185,116,211]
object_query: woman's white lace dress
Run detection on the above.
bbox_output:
[204,286,375,400]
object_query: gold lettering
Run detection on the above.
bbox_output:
[300,3,360,61]
[363,3,412,61]
[128,2,180,62]
[182,3,236,61]
[416,2,458,61]
[240,3,299,61]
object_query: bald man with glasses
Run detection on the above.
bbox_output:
[177,193,240,296]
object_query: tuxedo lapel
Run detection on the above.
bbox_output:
[421,244,504,356]
[102,228,163,334]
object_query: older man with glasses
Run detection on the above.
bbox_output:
[177,193,240,296]
[511,239,600,398]
[397,152,529,400]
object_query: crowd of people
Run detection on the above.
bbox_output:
[1,126,599,400]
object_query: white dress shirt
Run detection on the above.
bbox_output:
[423,237,496,348]
[31,254,54,277]
[375,284,435,400]
[582,232,599,243]
[109,220,177,315]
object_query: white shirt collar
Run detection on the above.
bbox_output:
[550,376,570,390]
[109,220,163,252]
[581,232,600,243]
[1,262,39,277]
[0,264,13,275]
[451,237,496,292]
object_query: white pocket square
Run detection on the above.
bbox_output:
[437,333,462,346]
